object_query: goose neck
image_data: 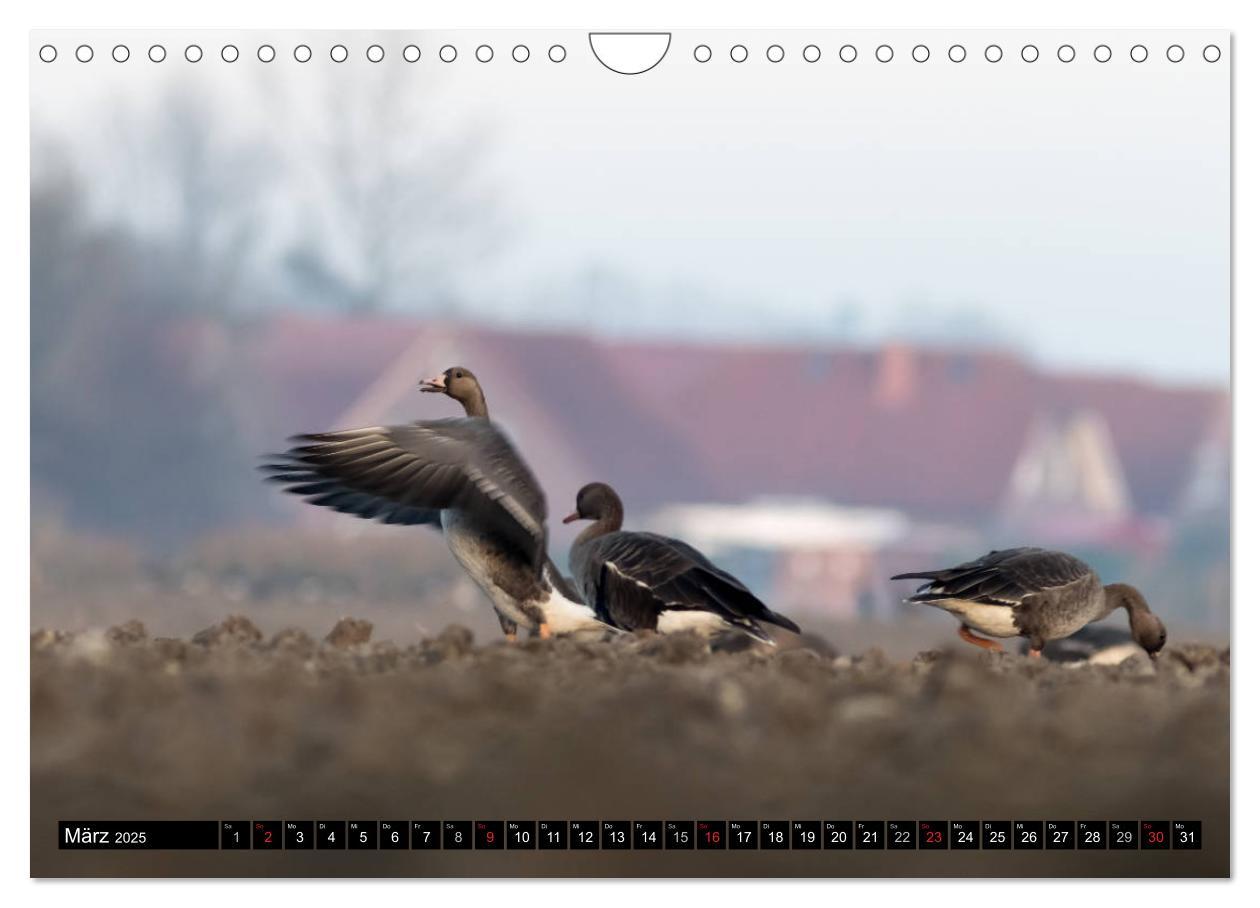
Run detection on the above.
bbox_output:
[575,511,622,546]
[460,390,489,419]
[1103,582,1147,618]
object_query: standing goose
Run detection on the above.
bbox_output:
[263,366,607,641]
[563,482,801,643]
[890,547,1167,658]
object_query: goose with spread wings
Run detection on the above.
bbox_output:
[564,482,801,643]
[262,366,607,640]
[891,546,1167,658]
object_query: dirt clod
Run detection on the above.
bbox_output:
[191,614,263,647]
[324,617,373,649]
[107,619,148,645]
[30,622,1229,878]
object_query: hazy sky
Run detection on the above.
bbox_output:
[31,29,1230,383]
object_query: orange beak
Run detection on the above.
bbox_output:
[562,512,580,524]
[419,373,446,393]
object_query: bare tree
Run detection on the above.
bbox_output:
[93,84,277,312]
[280,62,505,314]
[31,154,268,549]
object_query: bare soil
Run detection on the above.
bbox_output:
[31,616,1229,878]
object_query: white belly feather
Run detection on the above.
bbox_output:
[656,610,730,636]
[537,587,608,635]
[935,598,1021,638]
[442,511,609,635]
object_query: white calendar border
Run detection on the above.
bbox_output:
[2,0,1252,905]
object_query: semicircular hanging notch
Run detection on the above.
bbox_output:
[588,32,672,74]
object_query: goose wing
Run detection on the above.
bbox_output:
[263,417,548,571]
[891,547,1093,607]
[582,532,798,635]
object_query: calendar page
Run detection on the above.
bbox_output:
[29,28,1229,879]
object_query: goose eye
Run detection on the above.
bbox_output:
[454,370,463,378]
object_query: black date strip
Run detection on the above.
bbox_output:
[59,821,220,849]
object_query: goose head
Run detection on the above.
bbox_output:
[563,482,624,530]
[1131,609,1168,658]
[420,366,488,417]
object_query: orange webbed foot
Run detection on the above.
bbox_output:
[957,625,1004,653]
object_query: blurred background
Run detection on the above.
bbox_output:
[30,30,1230,646]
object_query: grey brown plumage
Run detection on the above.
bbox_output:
[891,546,1167,657]
[892,547,1093,608]
[262,366,608,639]
[264,419,547,573]
[566,482,800,643]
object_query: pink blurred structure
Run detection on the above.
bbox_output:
[213,315,1227,619]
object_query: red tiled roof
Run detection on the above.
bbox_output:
[241,315,1226,520]
[243,314,423,433]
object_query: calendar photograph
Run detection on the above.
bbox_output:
[28,28,1229,878]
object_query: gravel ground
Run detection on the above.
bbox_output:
[31,616,1229,878]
